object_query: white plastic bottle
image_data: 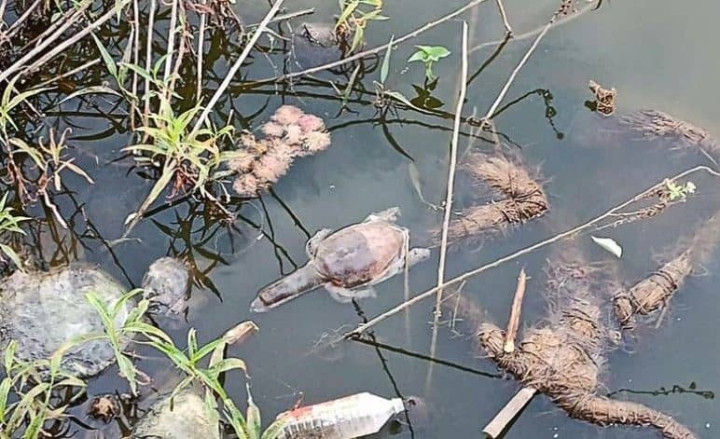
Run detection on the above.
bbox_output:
[272,392,407,439]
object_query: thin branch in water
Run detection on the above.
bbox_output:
[168,0,188,94]
[0,0,93,83]
[480,9,558,128]
[191,0,287,135]
[503,267,527,353]
[250,0,489,85]
[425,20,469,393]
[344,165,720,338]
[495,0,512,34]
[4,0,41,39]
[22,0,131,76]
[131,0,141,130]
[144,0,157,130]
[470,1,597,54]
[196,0,208,103]
[163,0,180,87]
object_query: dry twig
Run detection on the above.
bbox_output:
[426,20,469,392]
[503,268,526,353]
[191,0,286,134]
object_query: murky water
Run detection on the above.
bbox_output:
[5,0,720,437]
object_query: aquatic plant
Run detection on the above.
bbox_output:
[0,193,30,271]
[408,45,451,82]
[0,341,87,438]
[229,105,332,197]
[335,0,389,53]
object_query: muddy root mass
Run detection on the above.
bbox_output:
[430,153,548,246]
[446,250,697,439]
[614,214,720,329]
[619,109,720,157]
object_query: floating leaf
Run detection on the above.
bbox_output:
[591,235,622,258]
[380,35,394,84]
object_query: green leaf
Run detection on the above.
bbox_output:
[423,45,451,61]
[335,0,358,29]
[350,26,364,53]
[58,85,122,105]
[91,33,118,80]
[407,50,428,64]
[0,244,23,270]
[246,384,261,439]
[380,35,394,84]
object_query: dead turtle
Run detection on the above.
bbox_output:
[0,257,190,379]
[250,207,431,312]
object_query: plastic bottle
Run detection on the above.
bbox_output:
[271,392,407,439]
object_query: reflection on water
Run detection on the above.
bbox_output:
[4,0,720,437]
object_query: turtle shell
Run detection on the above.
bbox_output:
[0,263,133,379]
[313,221,406,288]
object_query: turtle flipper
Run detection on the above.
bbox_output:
[306,228,333,257]
[407,247,431,267]
[324,283,377,303]
[364,206,401,223]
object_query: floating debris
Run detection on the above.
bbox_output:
[587,79,617,116]
[269,392,414,439]
[614,214,720,329]
[445,247,697,439]
[619,109,720,158]
[429,153,548,247]
[229,105,332,197]
[590,235,623,258]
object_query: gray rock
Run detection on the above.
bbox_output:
[130,388,220,439]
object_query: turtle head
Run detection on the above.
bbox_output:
[250,263,324,313]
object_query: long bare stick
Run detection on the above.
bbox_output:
[503,268,527,353]
[144,0,156,129]
[163,0,180,86]
[130,0,140,130]
[0,0,93,83]
[425,20,469,393]
[471,1,596,54]
[191,0,286,135]
[168,1,187,94]
[250,0,488,85]
[196,0,207,102]
[23,0,131,74]
[481,11,556,126]
[0,0,7,27]
[344,166,720,338]
[4,0,41,38]
[494,0,512,34]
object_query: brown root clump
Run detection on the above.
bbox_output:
[229,105,332,197]
[619,109,720,157]
[446,249,697,439]
[429,153,548,246]
[614,213,720,329]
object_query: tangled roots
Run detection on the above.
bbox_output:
[614,214,720,329]
[429,154,548,247]
[619,109,720,158]
[613,252,692,329]
[448,250,697,438]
